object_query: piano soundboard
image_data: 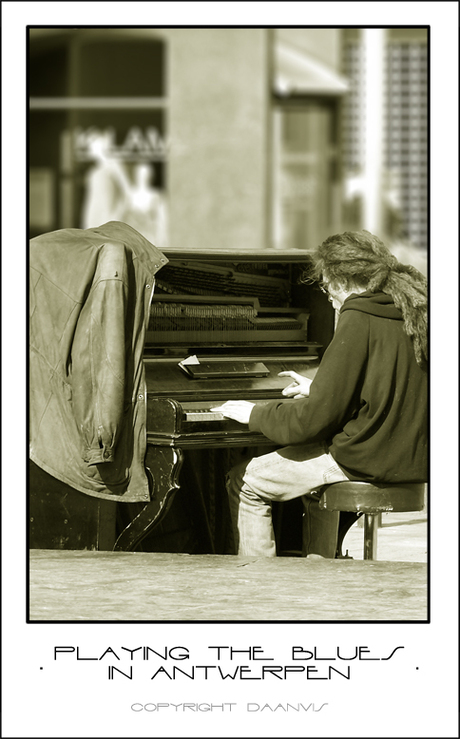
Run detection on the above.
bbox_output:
[145,252,326,351]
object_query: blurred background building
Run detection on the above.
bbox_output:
[29,27,428,270]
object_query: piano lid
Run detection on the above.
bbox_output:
[156,246,314,264]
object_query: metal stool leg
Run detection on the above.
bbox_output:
[363,514,379,560]
[336,511,362,558]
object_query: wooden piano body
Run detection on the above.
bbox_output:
[114,248,335,553]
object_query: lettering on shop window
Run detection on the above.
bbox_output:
[73,126,169,162]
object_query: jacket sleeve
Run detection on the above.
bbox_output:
[248,310,370,446]
[70,242,129,465]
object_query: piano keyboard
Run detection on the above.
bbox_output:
[184,409,225,422]
[181,399,270,423]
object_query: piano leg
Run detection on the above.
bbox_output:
[113,447,183,552]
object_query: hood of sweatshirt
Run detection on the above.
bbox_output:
[340,290,403,320]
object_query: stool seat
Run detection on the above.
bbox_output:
[318,481,426,560]
[319,481,425,514]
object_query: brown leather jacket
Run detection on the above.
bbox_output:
[29,221,168,502]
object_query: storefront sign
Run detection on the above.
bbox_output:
[73,126,168,162]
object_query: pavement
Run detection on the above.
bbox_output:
[340,509,428,562]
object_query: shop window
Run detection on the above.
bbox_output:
[29,30,168,247]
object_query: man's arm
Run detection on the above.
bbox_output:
[248,310,370,446]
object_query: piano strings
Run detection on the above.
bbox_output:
[154,260,293,305]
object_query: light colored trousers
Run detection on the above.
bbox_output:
[226,442,349,557]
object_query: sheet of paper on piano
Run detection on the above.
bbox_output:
[178,354,200,375]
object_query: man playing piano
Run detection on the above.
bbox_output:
[216,230,428,558]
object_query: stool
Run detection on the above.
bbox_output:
[318,481,426,560]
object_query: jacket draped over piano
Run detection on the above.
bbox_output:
[249,291,428,483]
[29,221,168,502]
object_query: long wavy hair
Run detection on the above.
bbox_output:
[307,230,428,368]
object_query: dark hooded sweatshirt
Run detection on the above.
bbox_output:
[249,291,428,483]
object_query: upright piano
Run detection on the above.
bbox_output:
[114,249,334,553]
